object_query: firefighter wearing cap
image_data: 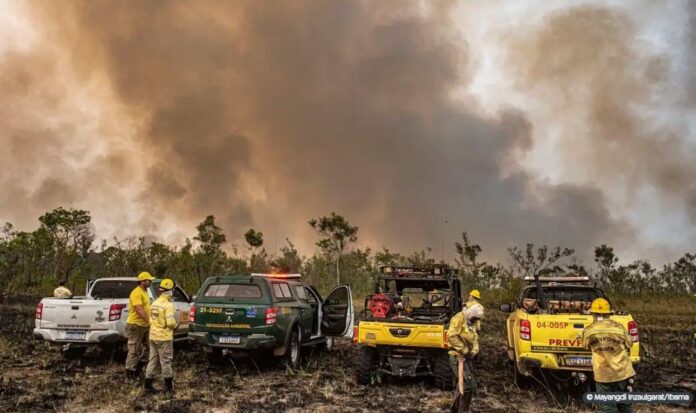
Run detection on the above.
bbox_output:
[582,298,636,413]
[53,281,72,299]
[465,289,484,333]
[144,278,178,394]
[125,271,154,378]
[447,304,482,412]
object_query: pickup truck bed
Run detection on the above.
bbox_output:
[34,278,191,357]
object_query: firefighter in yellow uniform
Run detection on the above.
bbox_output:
[582,298,636,413]
[125,272,154,378]
[465,289,484,333]
[144,278,178,394]
[53,281,72,298]
[447,304,482,412]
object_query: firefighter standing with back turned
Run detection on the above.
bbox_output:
[125,272,154,379]
[448,304,483,413]
[582,298,636,413]
[144,278,178,394]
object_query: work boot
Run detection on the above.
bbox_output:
[461,391,473,413]
[164,378,174,395]
[143,378,157,394]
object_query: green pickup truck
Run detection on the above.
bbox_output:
[188,273,354,367]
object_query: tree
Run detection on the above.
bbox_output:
[507,243,575,278]
[455,232,484,276]
[455,232,504,290]
[38,207,95,284]
[244,229,264,253]
[193,215,227,283]
[273,239,303,273]
[594,244,621,290]
[308,213,358,285]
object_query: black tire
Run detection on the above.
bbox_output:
[433,351,455,390]
[207,348,225,366]
[62,345,86,360]
[282,330,301,369]
[512,360,533,389]
[355,346,378,385]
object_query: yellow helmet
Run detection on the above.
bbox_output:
[137,271,154,282]
[469,289,481,299]
[590,298,611,314]
[159,278,175,290]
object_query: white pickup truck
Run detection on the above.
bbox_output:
[34,277,192,359]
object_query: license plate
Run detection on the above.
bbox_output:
[565,356,592,367]
[218,335,240,344]
[65,331,86,341]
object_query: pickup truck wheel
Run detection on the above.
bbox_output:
[282,330,301,369]
[433,352,455,390]
[208,348,225,366]
[62,345,86,360]
[355,346,377,385]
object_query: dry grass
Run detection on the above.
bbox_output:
[1,297,694,412]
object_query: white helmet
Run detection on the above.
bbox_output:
[466,303,484,320]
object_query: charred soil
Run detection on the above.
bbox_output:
[1,301,694,412]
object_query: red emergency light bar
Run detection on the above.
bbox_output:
[251,273,302,279]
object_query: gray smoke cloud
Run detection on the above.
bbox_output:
[5,0,694,264]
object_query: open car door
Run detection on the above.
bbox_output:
[321,284,354,338]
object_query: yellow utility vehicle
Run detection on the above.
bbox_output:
[500,276,639,389]
[353,266,463,389]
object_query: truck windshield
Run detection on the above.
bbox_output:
[90,280,139,299]
[204,283,262,298]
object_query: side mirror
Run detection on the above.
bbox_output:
[499,303,515,313]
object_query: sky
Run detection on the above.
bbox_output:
[0,0,694,266]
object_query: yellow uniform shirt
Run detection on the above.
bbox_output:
[447,311,479,357]
[127,286,151,327]
[465,299,484,332]
[582,319,636,383]
[149,294,177,342]
[53,286,72,298]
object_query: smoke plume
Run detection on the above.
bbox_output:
[1,1,693,264]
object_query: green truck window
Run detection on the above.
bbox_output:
[294,286,307,301]
[204,283,262,298]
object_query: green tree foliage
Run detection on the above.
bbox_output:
[244,229,264,252]
[308,212,358,285]
[273,239,303,273]
[193,215,227,284]
[455,232,507,292]
[1,209,694,299]
[38,207,95,283]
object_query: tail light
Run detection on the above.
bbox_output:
[443,331,449,348]
[36,303,43,320]
[109,304,127,321]
[189,306,196,323]
[265,307,278,325]
[352,325,359,344]
[627,320,639,342]
[520,319,531,341]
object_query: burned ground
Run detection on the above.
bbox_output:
[1,298,694,412]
